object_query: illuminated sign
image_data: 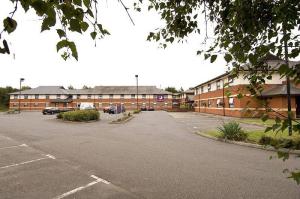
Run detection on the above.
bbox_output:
[156,95,165,102]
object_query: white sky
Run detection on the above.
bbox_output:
[0,0,227,90]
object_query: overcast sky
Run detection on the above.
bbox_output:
[0,0,227,90]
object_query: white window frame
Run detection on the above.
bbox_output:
[229,97,234,108]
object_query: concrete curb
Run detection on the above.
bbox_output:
[196,131,300,155]
[110,116,134,124]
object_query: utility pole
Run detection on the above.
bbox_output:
[283,19,292,136]
[135,75,139,110]
[19,78,25,113]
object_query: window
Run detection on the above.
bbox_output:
[77,95,81,99]
[217,99,224,108]
[24,95,28,99]
[120,94,124,99]
[13,103,17,107]
[109,94,113,99]
[131,94,135,99]
[87,94,92,99]
[208,100,211,107]
[201,86,204,93]
[142,94,146,99]
[98,94,102,99]
[228,76,234,84]
[207,84,211,92]
[34,103,38,106]
[56,95,61,99]
[216,80,221,90]
[46,95,49,99]
[229,97,234,108]
[35,94,39,99]
[14,95,18,99]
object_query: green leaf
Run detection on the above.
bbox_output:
[56,40,68,52]
[80,21,89,32]
[3,17,17,34]
[224,53,232,62]
[41,16,56,32]
[73,0,82,6]
[31,0,48,16]
[90,31,97,40]
[288,171,300,185]
[56,29,66,38]
[83,0,90,7]
[210,55,217,63]
[69,19,82,33]
[68,41,78,60]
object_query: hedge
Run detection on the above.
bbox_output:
[57,110,99,122]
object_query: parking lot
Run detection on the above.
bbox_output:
[0,112,136,199]
[0,111,299,199]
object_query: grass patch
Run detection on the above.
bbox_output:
[239,118,300,126]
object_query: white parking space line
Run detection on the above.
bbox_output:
[0,144,28,150]
[53,175,110,199]
[0,154,55,169]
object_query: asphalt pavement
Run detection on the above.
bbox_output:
[0,111,299,199]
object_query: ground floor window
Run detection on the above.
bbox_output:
[229,97,234,108]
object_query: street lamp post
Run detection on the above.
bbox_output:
[135,75,138,110]
[19,78,25,113]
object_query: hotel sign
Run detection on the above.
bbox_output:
[156,95,165,102]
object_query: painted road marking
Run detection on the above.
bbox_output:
[53,175,110,199]
[0,144,28,150]
[0,154,56,169]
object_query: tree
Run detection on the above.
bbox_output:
[82,85,90,89]
[165,86,178,93]
[0,86,18,110]
[1,0,112,60]
[21,86,31,91]
[68,85,74,90]
[141,0,300,184]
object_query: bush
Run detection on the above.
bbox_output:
[259,135,300,150]
[217,121,247,141]
[57,110,99,122]
[133,110,141,114]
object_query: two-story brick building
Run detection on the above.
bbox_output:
[193,57,300,118]
[9,86,173,111]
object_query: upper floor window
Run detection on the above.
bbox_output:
[56,95,61,99]
[201,86,204,93]
[46,95,49,99]
[98,94,102,99]
[207,84,211,92]
[24,95,28,99]
[14,95,18,99]
[77,95,80,99]
[216,80,221,90]
[35,94,39,99]
[120,94,124,99]
[131,94,135,99]
[229,97,234,108]
[142,94,146,99]
[109,94,113,99]
[87,94,92,99]
[228,76,234,84]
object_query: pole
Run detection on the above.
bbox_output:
[283,20,292,136]
[19,79,21,113]
[135,75,138,110]
[222,79,225,116]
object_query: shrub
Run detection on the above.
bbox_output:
[217,121,247,141]
[133,110,141,114]
[56,112,63,119]
[259,135,300,150]
[57,110,99,122]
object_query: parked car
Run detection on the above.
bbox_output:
[140,107,147,111]
[103,106,111,113]
[147,107,155,111]
[42,107,60,115]
[79,103,96,110]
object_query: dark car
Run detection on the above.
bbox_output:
[42,107,60,115]
[147,107,155,111]
[140,107,147,111]
[103,106,111,113]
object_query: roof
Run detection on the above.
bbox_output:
[92,86,170,95]
[194,54,300,89]
[184,89,194,94]
[10,86,68,95]
[10,86,171,95]
[261,85,300,97]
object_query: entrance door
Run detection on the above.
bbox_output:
[296,96,300,118]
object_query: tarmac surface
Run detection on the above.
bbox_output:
[0,111,299,199]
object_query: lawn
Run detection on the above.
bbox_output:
[239,118,300,126]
